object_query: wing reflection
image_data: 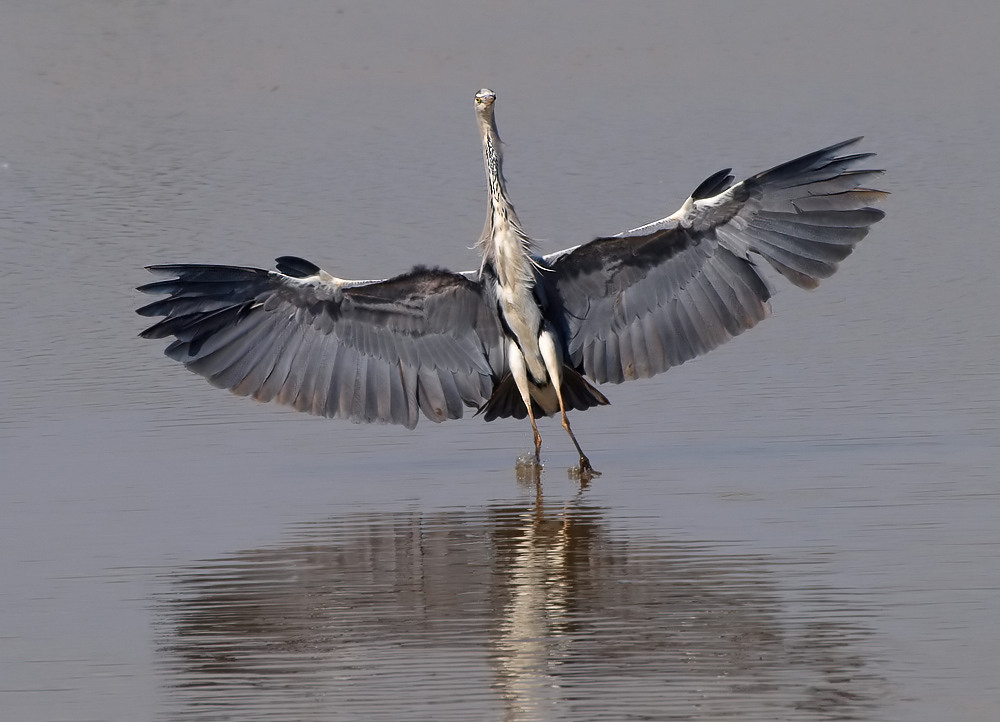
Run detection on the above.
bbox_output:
[157,501,884,721]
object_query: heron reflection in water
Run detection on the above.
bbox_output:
[137,89,886,475]
[160,503,883,719]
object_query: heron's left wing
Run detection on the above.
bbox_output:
[541,138,886,384]
[137,257,504,428]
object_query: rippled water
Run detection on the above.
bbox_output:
[157,503,883,721]
[2,2,999,721]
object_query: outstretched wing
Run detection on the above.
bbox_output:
[541,138,887,384]
[137,257,505,428]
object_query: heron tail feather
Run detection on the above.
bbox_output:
[478,367,609,422]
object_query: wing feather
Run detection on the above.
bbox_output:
[416,366,448,423]
[138,260,504,428]
[329,345,358,420]
[542,139,886,384]
[351,354,370,421]
[283,330,322,411]
[256,321,307,404]
[617,325,637,381]
[203,314,282,390]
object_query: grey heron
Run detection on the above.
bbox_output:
[137,88,886,475]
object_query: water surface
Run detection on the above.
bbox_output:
[1,2,998,721]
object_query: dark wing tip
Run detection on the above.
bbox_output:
[814,137,865,156]
[691,168,734,201]
[275,256,321,278]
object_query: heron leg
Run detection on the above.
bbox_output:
[538,331,600,477]
[508,341,543,461]
[559,407,597,474]
[554,393,599,478]
[530,414,542,460]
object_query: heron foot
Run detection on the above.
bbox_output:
[568,456,601,483]
[515,453,543,485]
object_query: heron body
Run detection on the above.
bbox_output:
[473,89,607,470]
[137,89,886,475]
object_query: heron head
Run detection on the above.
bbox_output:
[475,88,496,111]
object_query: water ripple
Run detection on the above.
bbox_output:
[156,502,884,721]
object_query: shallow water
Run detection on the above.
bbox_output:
[2,2,999,721]
[156,503,885,721]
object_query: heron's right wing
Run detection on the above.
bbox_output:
[137,257,504,428]
[541,138,886,384]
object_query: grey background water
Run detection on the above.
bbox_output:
[1,2,997,720]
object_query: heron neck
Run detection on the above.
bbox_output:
[477,112,535,285]
[479,114,520,223]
